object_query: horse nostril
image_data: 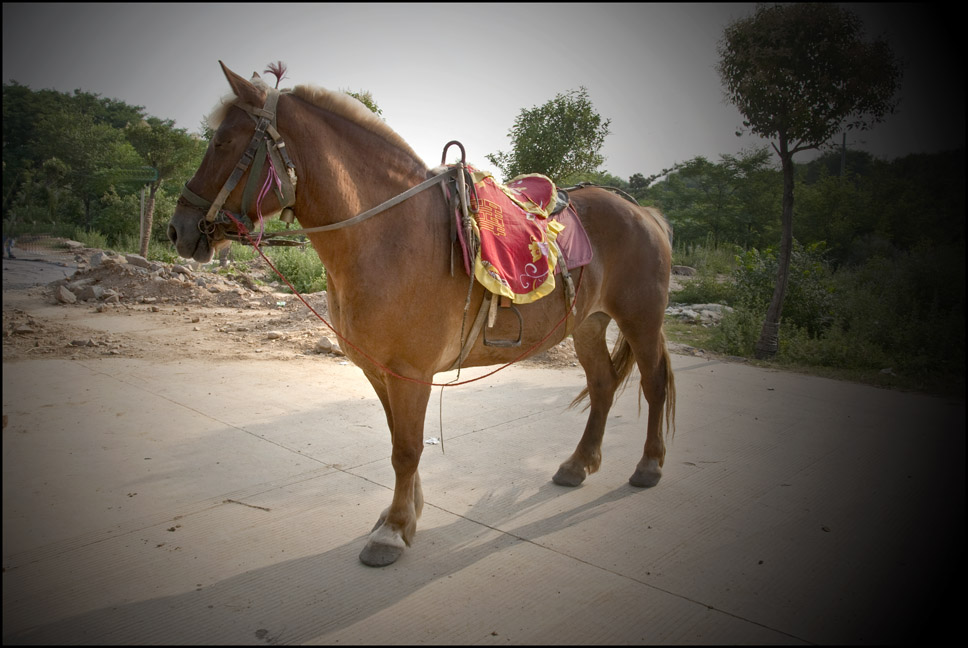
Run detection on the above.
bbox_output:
[167,224,178,245]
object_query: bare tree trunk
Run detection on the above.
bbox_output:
[755,139,795,359]
[139,183,158,258]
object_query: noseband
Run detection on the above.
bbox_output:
[180,89,298,238]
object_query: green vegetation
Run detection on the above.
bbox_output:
[717,3,903,358]
[668,231,964,397]
[3,57,963,397]
[487,87,611,183]
[3,81,204,252]
[261,245,327,294]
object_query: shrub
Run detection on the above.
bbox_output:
[710,307,762,356]
[732,240,834,336]
[70,227,109,250]
[672,234,740,275]
[670,274,736,305]
[263,245,327,294]
[828,243,964,379]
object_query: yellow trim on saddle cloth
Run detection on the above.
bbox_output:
[467,168,566,304]
[468,170,558,219]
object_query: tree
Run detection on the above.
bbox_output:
[717,3,901,358]
[125,117,206,256]
[3,82,144,224]
[487,87,611,183]
[643,149,778,249]
[31,107,141,224]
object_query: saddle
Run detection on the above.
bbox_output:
[445,166,592,300]
[441,165,593,363]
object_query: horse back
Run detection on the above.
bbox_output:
[569,187,673,277]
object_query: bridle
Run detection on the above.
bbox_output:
[180,87,473,247]
[176,91,582,386]
[179,89,298,242]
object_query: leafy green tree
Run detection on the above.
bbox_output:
[487,87,611,182]
[644,148,778,249]
[559,169,628,189]
[125,117,206,256]
[3,83,144,220]
[30,108,141,224]
[717,3,902,358]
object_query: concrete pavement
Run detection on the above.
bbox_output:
[2,345,963,644]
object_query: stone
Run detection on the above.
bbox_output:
[124,253,152,269]
[56,285,77,304]
[76,285,105,301]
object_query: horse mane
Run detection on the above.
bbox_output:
[206,78,425,167]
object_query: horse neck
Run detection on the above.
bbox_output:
[283,99,439,270]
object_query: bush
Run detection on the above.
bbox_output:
[91,187,140,244]
[263,244,327,294]
[828,243,964,379]
[670,274,736,305]
[733,240,834,337]
[672,234,740,275]
[69,227,109,250]
[704,240,965,395]
[777,320,891,370]
[710,307,762,356]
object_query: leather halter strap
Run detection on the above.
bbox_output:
[180,89,297,225]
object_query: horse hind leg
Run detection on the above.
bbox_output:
[625,328,676,488]
[553,313,629,487]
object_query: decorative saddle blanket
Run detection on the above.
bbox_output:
[451,166,593,304]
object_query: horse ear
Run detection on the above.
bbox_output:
[218,60,265,107]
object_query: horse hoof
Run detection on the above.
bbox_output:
[359,522,408,567]
[552,463,586,487]
[359,536,406,567]
[359,541,404,567]
[629,459,662,488]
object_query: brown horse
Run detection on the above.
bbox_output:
[168,62,676,567]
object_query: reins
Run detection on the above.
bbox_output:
[253,166,460,238]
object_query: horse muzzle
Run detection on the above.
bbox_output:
[168,207,219,263]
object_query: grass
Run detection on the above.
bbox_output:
[671,235,740,276]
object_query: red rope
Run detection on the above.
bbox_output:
[225,213,582,388]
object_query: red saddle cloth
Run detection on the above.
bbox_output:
[454,167,593,304]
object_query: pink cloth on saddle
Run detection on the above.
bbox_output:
[452,168,593,304]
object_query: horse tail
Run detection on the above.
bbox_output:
[568,331,638,411]
[569,329,676,442]
[659,329,677,441]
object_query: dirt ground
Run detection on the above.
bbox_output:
[2,242,609,368]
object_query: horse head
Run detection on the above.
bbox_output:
[168,62,296,262]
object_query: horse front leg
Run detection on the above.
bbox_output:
[359,374,431,567]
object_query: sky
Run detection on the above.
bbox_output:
[3,3,964,182]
